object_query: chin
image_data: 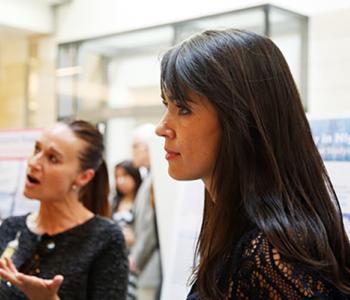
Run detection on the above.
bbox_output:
[23,189,36,199]
[168,168,199,181]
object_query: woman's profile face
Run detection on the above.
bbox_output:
[24,123,85,202]
[156,90,221,187]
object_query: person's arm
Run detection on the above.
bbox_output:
[129,202,158,272]
[87,224,128,300]
[0,257,63,300]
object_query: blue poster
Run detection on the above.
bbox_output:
[309,116,350,236]
[310,117,350,161]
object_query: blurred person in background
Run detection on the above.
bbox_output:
[0,120,128,300]
[156,29,350,299]
[112,160,142,249]
[129,124,162,300]
[112,160,142,300]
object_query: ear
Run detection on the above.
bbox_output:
[74,168,95,188]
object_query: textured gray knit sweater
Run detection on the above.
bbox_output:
[0,215,128,300]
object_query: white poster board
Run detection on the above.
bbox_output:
[0,129,41,220]
[149,137,204,300]
[309,116,350,236]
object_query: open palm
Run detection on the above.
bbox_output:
[0,257,63,300]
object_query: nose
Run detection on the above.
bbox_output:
[28,153,42,172]
[155,115,175,139]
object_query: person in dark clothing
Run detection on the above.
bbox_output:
[155,29,350,299]
[0,120,128,300]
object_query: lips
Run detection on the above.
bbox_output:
[165,148,180,160]
[26,174,41,185]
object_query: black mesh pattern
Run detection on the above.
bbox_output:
[227,231,345,300]
[187,229,348,300]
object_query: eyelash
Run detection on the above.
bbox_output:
[177,106,191,115]
[162,100,192,115]
[33,145,40,155]
[48,155,58,164]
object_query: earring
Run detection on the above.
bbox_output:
[72,184,78,191]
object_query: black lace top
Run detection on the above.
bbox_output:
[187,229,349,300]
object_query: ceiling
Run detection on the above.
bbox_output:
[40,0,72,5]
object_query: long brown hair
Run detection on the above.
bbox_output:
[160,29,350,299]
[67,120,111,217]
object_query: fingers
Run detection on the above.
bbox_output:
[0,268,20,286]
[15,273,37,287]
[5,257,18,274]
[0,261,64,300]
[0,258,11,273]
[0,257,19,286]
[16,272,45,287]
[0,257,17,274]
[15,273,63,300]
[47,275,64,291]
[16,273,64,290]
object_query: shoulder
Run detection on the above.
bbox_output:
[93,216,121,230]
[71,216,126,263]
[0,215,27,230]
[92,216,125,244]
[0,215,28,248]
[87,217,127,267]
[232,230,334,299]
[136,174,152,195]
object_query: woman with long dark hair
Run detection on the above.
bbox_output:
[112,160,142,300]
[112,160,142,244]
[0,120,128,300]
[156,29,350,299]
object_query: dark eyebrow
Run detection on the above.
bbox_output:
[48,147,63,159]
[161,90,196,107]
[34,141,63,159]
[36,141,63,159]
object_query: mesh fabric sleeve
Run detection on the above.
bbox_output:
[229,232,335,300]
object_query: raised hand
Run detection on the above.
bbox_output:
[0,257,63,300]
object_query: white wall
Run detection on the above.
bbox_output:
[308,7,350,114]
[0,0,53,34]
[32,37,57,127]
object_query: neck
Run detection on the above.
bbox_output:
[203,177,216,201]
[31,195,94,236]
[122,192,135,201]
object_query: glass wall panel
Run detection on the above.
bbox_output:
[175,8,265,42]
[56,44,80,119]
[56,5,308,166]
[269,6,308,106]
